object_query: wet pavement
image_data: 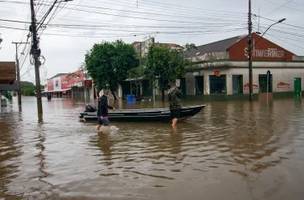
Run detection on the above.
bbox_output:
[0,96,304,200]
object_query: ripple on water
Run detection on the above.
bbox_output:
[1,97,304,199]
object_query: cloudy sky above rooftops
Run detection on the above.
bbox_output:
[0,0,303,83]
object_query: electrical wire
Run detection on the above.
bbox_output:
[37,0,58,30]
[0,25,27,31]
[255,14,304,30]
[1,0,246,25]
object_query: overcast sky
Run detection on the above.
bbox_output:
[0,0,303,83]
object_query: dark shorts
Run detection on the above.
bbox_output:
[170,108,181,119]
[98,116,110,126]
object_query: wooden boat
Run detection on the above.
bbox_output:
[79,105,205,122]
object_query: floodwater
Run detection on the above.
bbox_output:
[0,96,304,200]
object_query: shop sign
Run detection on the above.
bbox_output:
[84,80,92,87]
[213,69,221,77]
[253,48,284,58]
[74,82,83,87]
[244,48,285,59]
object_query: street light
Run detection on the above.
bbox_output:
[247,12,286,101]
[261,18,286,37]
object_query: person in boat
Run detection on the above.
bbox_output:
[96,89,114,132]
[168,82,182,129]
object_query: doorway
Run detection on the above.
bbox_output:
[232,75,243,95]
[294,77,302,97]
[259,73,272,93]
[180,78,186,96]
[195,76,204,95]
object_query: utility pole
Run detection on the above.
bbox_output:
[30,0,43,122]
[248,0,253,101]
[12,41,29,112]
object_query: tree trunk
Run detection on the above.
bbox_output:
[110,89,117,101]
[161,89,165,102]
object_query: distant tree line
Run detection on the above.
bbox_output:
[21,81,35,96]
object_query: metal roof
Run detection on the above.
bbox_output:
[48,73,69,80]
[184,35,245,58]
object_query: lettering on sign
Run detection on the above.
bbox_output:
[277,81,290,89]
[244,47,285,59]
[244,83,259,89]
[253,48,284,58]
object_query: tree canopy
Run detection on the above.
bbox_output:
[184,43,197,50]
[145,46,186,100]
[85,40,139,97]
[21,81,35,96]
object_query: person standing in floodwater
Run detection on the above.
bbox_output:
[96,90,114,132]
[168,82,182,129]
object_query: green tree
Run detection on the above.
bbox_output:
[85,40,139,99]
[145,46,186,101]
[21,81,35,96]
[185,43,197,50]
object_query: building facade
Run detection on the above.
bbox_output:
[183,33,304,97]
[45,69,93,101]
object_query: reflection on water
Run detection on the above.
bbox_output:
[0,96,304,199]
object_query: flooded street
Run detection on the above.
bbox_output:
[0,97,304,200]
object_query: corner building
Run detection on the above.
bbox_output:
[183,33,304,97]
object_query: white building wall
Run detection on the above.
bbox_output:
[210,68,304,95]
[204,71,210,95]
[228,68,259,94]
[226,74,233,95]
[189,67,304,96]
[117,84,123,98]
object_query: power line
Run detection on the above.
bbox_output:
[39,2,61,34]
[37,0,60,30]
[265,0,294,15]
[35,0,46,14]
[20,43,31,71]
[110,0,246,17]
[0,25,27,31]
[41,27,246,39]
[64,2,244,22]
[0,17,246,32]
[268,27,304,39]
[37,0,247,18]
[254,14,304,30]
[267,33,304,51]
[263,0,303,13]
[1,0,245,25]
